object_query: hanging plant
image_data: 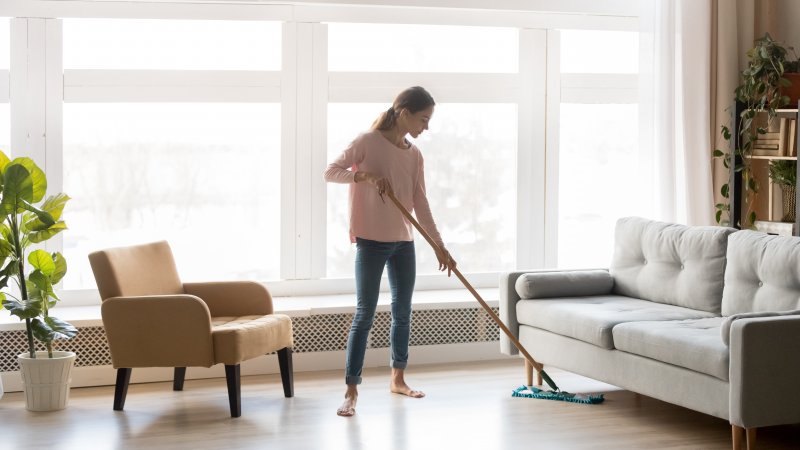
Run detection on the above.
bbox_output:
[714,33,797,226]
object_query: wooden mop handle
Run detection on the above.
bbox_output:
[385,190,544,373]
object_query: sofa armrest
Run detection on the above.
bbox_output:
[499,268,610,356]
[101,295,215,368]
[729,315,800,428]
[184,281,273,317]
[721,309,800,346]
[499,271,530,356]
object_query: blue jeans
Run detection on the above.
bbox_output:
[345,238,416,385]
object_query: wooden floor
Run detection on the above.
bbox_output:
[1,359,798,449]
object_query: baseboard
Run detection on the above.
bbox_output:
[1,341,510,393]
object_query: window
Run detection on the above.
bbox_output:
[557,29,642,268]
[64,19,281,70]
[61,19,282,289]
[328,23,518,73]
[0,18,8,152]
[62,103,281,289]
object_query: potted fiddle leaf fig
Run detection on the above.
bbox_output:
[0,149,78,411]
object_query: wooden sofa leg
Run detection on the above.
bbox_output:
[113,368,132,411]
[225,364,241,418]
[732,425,758,450]
[173,367,186,391]
[277,347,294,398]
[732,425,742,450]
[746,427,757,450]
[537,370,543,386]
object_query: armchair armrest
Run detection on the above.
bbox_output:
[101,294,215,368]
[183,281,273,317]
[729,315,800,428]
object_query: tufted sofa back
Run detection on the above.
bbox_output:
[722,230,800,316]
[610,217,737,314]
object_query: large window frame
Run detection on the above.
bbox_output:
[0,1,643,305]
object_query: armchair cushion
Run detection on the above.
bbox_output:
[212,314,293,365]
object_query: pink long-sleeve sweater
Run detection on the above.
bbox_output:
[323,130,444,248]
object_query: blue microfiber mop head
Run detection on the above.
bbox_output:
[512,385,605,405]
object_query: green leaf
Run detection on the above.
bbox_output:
[19,200,54,228]
[1,163,33,215]
[29,249,55,276]
[0,149,10,186]
[31,316,78,343]
[748,211,757,226]
[721,184,729,198]
[50,252,67,285]
[9,157,47,203]
[24,193,70,231]
[713,149,724,157]
[715,210,722,224]
[2,297,42,320]
[28,270,56,301]
[28,221,67,243]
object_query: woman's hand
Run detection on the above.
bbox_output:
[435,247,457,277]
[356,171,392,197]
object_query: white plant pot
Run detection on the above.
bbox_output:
[18,351,76,411]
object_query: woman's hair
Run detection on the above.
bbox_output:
[371,86,435,131]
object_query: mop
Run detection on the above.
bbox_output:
[384,190,604,405]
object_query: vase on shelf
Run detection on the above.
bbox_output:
[781,184,796,222]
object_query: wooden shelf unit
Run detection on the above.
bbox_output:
[729,102,800,235]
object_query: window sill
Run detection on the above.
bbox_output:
[0,287,499,331]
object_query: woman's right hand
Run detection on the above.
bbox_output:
[356,171,392,196]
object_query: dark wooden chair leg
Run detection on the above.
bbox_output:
[225,364,241,418]
[113,368,132,411]
[173,367,186,391]
[277,347,294,398]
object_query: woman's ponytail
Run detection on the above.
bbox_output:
[371,87,435,131]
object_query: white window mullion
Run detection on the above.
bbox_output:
[293,22,315,280]
[310,22,327,279]
[9,18,63,254]
[45,19,63,256]
[280,21,298,280]
[544,29,561,268]
[517,28,547,269]
[11,18,48,164]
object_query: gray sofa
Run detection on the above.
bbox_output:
[500,217,800,450]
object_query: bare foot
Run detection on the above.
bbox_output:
[390,381,425,398]
[390,368,425,398]
[337,385,358,417]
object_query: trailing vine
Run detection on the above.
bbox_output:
[715,33,796,226]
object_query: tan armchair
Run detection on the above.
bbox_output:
[88,241,294,417]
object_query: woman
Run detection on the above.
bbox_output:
[323,86,455,417]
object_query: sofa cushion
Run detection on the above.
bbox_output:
[515,270,614,299]
[610,217,736,314]
[612,317,729,380]
[722,230,800,316]
[516,295,717,349]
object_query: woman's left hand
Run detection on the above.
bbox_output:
[435,247,456,277]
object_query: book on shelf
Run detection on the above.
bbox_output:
[754,220,797,236]
[790,119,798,157]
